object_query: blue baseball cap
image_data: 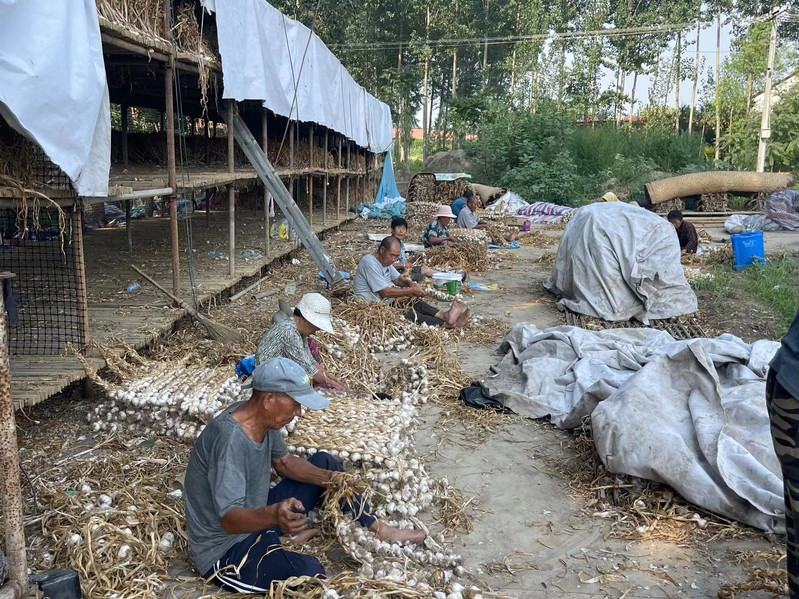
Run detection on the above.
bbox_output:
[251,358,330,410]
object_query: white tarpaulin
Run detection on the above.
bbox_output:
[486,324,784,532]
[204,0,393,154]
[544,202,698,323]
[0,0,110,197]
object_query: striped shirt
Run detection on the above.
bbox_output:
[254,318,318,376]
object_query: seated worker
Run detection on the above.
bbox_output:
[184,358,426,593]
[451,189,475,218]
[456,196,519,242]
[667,210,699,255]
[423,205,457,248]
[354,236,470,328]
[390,217,442,283]
[255,293,348,391]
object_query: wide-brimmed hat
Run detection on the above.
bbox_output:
[295,293,335,334]
[435,205,456,219]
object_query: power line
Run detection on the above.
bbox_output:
[328,21,712,52]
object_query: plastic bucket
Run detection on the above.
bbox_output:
[445,280,462,295]
[731,231,766,270]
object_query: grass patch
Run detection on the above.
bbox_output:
[742,255,799,337]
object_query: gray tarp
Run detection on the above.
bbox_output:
[544,202,698,323]
[487,324,784,532]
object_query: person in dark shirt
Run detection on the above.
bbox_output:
[667,210,699,255]
[767,310,799,598]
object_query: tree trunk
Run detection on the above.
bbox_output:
[715,4,722,161]
[557,43,566,111]
[746,75,754,117]
[689,19,701,133]
[675,31,681,132]
[422,5,430,163]
[510,47,518,95]
[630,71,638,122]
[482,0,489,88]
[532,68,539,114]
[615,69,622,127]
[665,45,677,107]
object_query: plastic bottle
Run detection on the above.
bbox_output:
[126,283,140,294]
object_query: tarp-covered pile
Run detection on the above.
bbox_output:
[545,202,698,322]
[516,200,575,224]
[486,324,784,532]
[725,189,799,234]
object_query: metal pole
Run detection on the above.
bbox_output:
[164,0,179,298]
[0,272,29,597]
[228,101,236,277]
[262,110,270,257]
[757,17,778,173]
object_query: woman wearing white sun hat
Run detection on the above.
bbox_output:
[255,293,348,391]
[422,205,457,248]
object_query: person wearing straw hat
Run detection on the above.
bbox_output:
[185,358,426,593]
[422,205,457,248]
[255,293,348,391]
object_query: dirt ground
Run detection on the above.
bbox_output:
[13,216,788,599]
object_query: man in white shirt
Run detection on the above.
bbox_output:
[457,196,518,243]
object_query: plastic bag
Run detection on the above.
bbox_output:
[458,382,506,411]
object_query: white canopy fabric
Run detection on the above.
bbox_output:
[0,0,110,197]
[203,0,394,154]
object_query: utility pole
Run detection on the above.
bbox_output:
[756,14,778,172]
[422,5,430,163]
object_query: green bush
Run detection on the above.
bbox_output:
[465,106,708,206]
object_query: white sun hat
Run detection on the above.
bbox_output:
[435,205,456,219]
[295,293,335,334]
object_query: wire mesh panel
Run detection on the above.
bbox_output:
[0,206,87,355]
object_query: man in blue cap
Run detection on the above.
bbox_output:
[184,357,425,593]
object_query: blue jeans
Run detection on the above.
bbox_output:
[204,452,375,594]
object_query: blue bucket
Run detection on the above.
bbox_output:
[731,231,766,270]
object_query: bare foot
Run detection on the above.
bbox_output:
[371,521,426,544]
[453,308,471,329]
[444,300,464,325]
[287,528,320,545]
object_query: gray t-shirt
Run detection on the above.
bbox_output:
[771,310,799,398]
[457,206,479,229]
[184,402,288,576]
[353,253,400,302]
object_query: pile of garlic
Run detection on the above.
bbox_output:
[449,228,489,244]
[87,367,244,440]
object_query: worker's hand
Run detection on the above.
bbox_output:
[681,249,687,255]
[274,498,306,534]
[410,284,427,298]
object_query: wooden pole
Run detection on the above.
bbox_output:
[346,142,351,213]
[227,101,236,278]
[309,125,314,227]
[164,0,179,298]
[125,200,132,252]
[121,102,129,168]
[288,122,295,246]
[0,272,28,597]
[757,16,778,172]
[71,209,90,348]
[336,136,342,221]
[204,118,210,164]
[205,189,210,227]
[323,129,328,224]
[262,110,270,257]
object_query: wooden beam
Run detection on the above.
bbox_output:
[227,101,236,278]
[337,136,342,221]
[309,125,314,227]
[165,57,179,298]
[125,200,133,253]
[121,102,129,168]
[71,210,90,348]
[262,110,270,258]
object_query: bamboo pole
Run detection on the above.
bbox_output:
[164,0,179,299]
[71,209,90,348]
[289,122,295,247]
[346,142,351,213]
[0,272,28,597]
[262,110,270,257]
[227,101,236,278]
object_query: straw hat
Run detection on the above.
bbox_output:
[295,293,335,334]
[435,205,456,219]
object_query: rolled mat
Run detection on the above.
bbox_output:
[645,171,794,205]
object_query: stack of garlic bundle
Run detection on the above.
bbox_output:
[408,201,439,219]
[283,387,466,587]
[474,209,506,222]
[87,366,243,441]
[449,228,489,244]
